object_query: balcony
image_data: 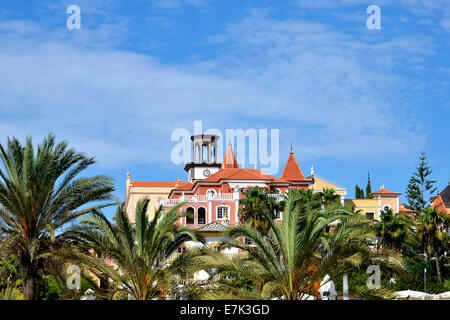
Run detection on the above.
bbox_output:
[267,194,285,201]
[159,193,236,207]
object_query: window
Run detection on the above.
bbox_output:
[383,205,391,212]
[177,247,187,254]
[198,207,206,225]
[244,237,252,245]
[366,212,375,220]
[217,206,229,220]
[186,207,194,224]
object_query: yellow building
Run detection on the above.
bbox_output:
[344,187,401,220]
[307,166,402,220]
[344,198,380,220]
[124,172,189,223]
[307,165,347,204]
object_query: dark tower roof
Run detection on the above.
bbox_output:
[441,183,450,207]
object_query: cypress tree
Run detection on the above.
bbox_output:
[355,185,365,199]
[366,172,372,199]
[405,152,437,214]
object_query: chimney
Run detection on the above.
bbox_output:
[176,177,180,188]
[311,165,315,176]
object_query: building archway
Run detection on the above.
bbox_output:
[198,207,206,225]
[186,207,195,224]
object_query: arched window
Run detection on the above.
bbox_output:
[198,207,206,225]
[186,207,194,224]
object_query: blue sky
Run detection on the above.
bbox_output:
[0,0,449,217]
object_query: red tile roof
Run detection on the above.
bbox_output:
[399,202,414,213]
[132,181,190,187]
[280,151,306,182]
[221,143,239,169]
[372,188,401,196]
[173,182,196,191]
[432,194,450,215]
[203,168,274,183]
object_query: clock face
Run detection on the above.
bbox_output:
[203,169,211,177]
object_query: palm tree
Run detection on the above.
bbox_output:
[0,134,114,300]
[187,189,404,300]
[374,209,413,251]
[61,198,204,300]
[238,187,284,233]
[416,206,450,282]
[319,188,340,208]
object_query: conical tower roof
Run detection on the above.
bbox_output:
[280,150,305,181]
[221,143,239,169]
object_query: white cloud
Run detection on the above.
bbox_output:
[151,0,209,9]
[0,10,434,171]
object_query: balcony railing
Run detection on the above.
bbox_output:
[184,195,208,203]
[160,193,236,207]
[268,194,284,201]
[166,251,238,264]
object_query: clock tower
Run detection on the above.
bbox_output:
[184,134,221,182]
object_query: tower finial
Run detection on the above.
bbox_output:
[126,170,130,180]
[290,142,293,153]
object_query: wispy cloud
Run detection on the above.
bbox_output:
[151,0,209,9]
[0,5,441,173]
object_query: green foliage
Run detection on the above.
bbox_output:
[41,276,60,300]
[366,172,372,199]
[0,133,114,299]
[405,152,437,213]
[239,187,285,233]
[188,188,403,300]
[355,185,365,199]
[416,206,450,282]
[374,209,414,251]
[60,198,204,300]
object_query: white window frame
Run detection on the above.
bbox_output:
[216,205,230,220]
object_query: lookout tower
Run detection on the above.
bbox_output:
[184,134,221,182]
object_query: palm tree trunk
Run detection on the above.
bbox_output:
[25,270,37,300]
[434,250,442,282]
[343,273,349,300]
